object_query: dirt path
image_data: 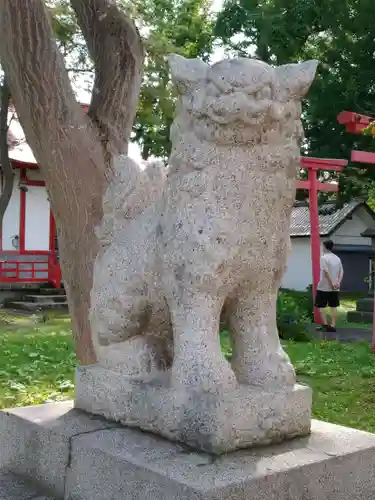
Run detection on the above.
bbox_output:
[307,325,373,343]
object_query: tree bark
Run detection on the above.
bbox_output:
[70,0,143,155]
[0,79,15,226]
[0,0,143,365]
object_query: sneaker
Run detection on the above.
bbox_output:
[326,325,337,333]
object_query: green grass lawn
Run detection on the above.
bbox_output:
[0,311,75,407]
[0,310,375,434]
[287,340,375,431]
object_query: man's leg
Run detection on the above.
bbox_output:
[328,292,340,331]
[319,308,328,326]
[330,308,337,328]
[315,290,328,328]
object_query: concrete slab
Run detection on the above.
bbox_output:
[0,401,116,498]
[3,402,375,499]
[66,419,375,500]
[0,472,54,500]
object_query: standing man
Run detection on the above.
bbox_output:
[315,240,344,332]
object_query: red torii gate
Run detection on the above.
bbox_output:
[298,157,348,323]
[337,110,375,349]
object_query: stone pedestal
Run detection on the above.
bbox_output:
[75,365,312,454]
[1,402,375,499]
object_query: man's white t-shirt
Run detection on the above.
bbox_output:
[317,252,343,292]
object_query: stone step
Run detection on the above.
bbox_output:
[6,301,68,312]
[34,288,66,296]
[347,310,373,324]
[356,298,374,313]
[0,471,54,499]
[23,294,67,304]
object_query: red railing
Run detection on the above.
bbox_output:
[0,260,49,283]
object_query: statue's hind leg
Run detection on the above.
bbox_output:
[90,281,173,376]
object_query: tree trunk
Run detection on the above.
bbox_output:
[0,0,143,365]
[0,79,15,226]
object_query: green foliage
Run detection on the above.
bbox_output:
[366,181,375,212]
[277,287,314,323]
[214,0,375,203]
[47,0,89,70]
[220,329,232,360]
[128,0,214,159]
[276,288,313,341]
[277,322,311,342]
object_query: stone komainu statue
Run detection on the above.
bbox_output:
[90,55,318,394]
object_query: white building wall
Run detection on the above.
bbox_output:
[2,170,21,250]
[0,171,50,252]
[282,238,312,291]
[24,185,50,251]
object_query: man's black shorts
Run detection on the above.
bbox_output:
[315,290,340,308]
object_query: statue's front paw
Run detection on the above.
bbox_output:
[252,354,296,389]
[172,352,238,393]
[232,349,295,389]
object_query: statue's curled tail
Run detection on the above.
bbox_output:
[96,156,166,246]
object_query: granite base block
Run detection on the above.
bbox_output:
[75,364,312,454]
[2,402,375,499]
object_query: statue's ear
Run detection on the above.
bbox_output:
[275,60,318,99]
[167,54,208,93]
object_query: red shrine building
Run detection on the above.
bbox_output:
[0,105,63,288]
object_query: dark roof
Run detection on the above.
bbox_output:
[333,244,375,255]
[290,200,372,237]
